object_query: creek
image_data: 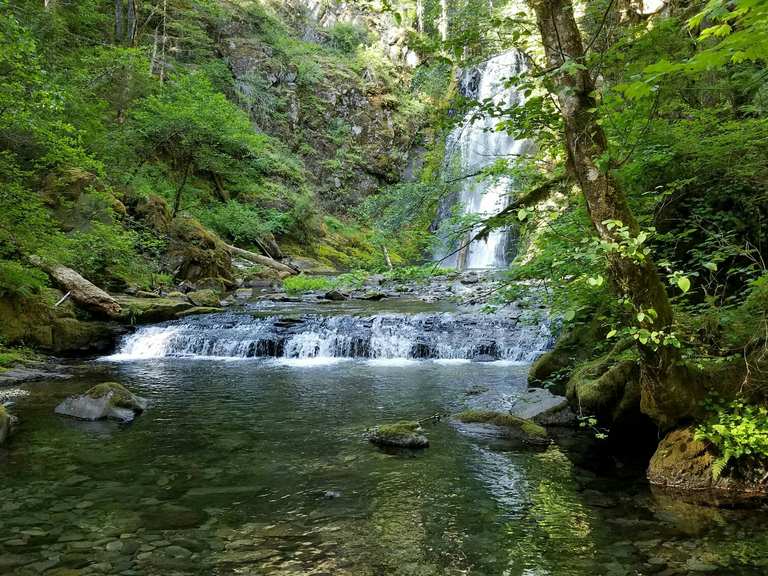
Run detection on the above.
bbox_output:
[1,295,766,575]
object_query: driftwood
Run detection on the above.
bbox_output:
[29,256,122,318]
[225,244,298,276]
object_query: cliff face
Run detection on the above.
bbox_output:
[217,1,424,213]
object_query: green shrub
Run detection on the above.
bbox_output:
[195,201,288,247]
[695,397,768,479]
[283,275,333,294]
[325,22,371,54]
[384,264,454,283]
[0,260,48,299]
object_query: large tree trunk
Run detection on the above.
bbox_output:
[528,0,694,426]
[29,256,122,318]
[224,244,298,277]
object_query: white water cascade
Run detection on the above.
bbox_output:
[104,312,552,364]
[436,50,532,270]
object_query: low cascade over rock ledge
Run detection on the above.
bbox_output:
[106,311,552,362]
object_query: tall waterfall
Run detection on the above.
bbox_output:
[436,50,532,270]
[105,312,552,363]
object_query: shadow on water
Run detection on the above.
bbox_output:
[1,358,767,575]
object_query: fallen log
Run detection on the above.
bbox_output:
[224,244,298,276]
[28,256,122,318]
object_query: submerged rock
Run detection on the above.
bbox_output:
[355,291,388,301]
[55,382,147,422]
[368,421,429,449]
[455,410,548,444]
[0,404,18,445]
[648,427,768,500]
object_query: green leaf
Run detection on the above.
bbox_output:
[517,209,528,221]
[606,329,617,339]
[677,276,691,293]
[563,309,576,321]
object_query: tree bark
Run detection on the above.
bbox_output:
[115,0,125,44]
[528,0,692,425]
[438,0,449,42]
[126,0,138,46]
[224,244,298,276]
[29,256,122,318]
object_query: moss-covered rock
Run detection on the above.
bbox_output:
[114,295,194,324]
[455,410,548,442]
[648,427,768,500]
[368,421,429,449]
[186,289,221,308]
[55,382,147,422]
[168,218,233,284]
[176,306,224,318]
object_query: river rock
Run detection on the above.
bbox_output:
[186,289,221,308]
[355,291,388,301]
[55,382,147,422]
[0,405,18,445]
[509,388,577,427]
[647,427,768,500]
[323,290,348,301]
[368,421,429,449]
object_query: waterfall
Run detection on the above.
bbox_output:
[436,50,532,270]
[104,312,552,363]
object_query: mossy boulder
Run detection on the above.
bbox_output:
[455,410,548,444]
[186,289,221,308]
[368,421,429,449]
[168,218,233,284]
[0,405,18,445]
[648,427,768,501]
[55,382,147,422]
[114,295,194,324]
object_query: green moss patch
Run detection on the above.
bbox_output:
[86,382,136,409]
[455,410,547,438]
[368,420,429,449]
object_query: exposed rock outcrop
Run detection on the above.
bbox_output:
[55,382,147,422]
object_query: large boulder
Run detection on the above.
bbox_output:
[55,382,147,422]
[648,427,768,499]
[509,388,574,426]
[168,218,233,284]
[186,289,221,308]
[368,421,429,449]
[0,405,18,445]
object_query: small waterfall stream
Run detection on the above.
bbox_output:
[106,311,551,363]
[436,50,532,270]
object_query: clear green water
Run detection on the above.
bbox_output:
[1,359,767,575]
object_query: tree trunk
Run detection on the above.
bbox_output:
[224,244,298,276]
[528,0,693,426]
[416,0,424,33]
[29,256,122,318]
[115,0,125,44]
[172,160,192,217]
[126,0,138,45]
[438,0,448,42]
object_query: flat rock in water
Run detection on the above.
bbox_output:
[55,382,147,423]
[355,291,388,301]
[509,388,569,419]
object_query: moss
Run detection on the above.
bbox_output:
[0,405,6,418]
[86,382,135,409]
[455,410,547,438]
[375,421,420,439]
[369,420,429,448]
